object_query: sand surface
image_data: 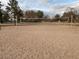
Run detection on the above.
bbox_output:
[0,24,79,59]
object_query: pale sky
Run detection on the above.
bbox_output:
[0,0,79,16]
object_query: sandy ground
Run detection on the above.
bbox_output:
[0,24,79,59]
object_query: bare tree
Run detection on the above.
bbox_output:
[62,7,79,23]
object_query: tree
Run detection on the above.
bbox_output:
[62,7,78,23]
[25,10,37,18]
[24,10,44,22]
[17,8,24,23]
[43,15,50,22]
[2,11,10,23]
[55,14,60,18]
[54,14,60,22]
[6,0,19,25]
[0,1,3,23]
[0,1,3,8]
[37,10,44,18]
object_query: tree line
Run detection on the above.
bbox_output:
[0,0,79,23]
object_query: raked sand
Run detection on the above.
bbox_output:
[0,24,79,59]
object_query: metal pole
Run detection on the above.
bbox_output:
[71,15,73,26]
[0,25,1,30]
[16,16,18,26]
[16,18,17,26]
[14,17,17,26]
[71,15,73,23]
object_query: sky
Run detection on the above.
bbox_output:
[0,0,79,16]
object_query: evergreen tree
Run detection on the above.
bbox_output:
[0,1,3,23]
[6,0,19,25]
[37,10,44,18]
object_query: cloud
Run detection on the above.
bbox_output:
[0,0,79,16]
[0,0,9,10]
[48,0,79,15]
[0,0,8,6]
